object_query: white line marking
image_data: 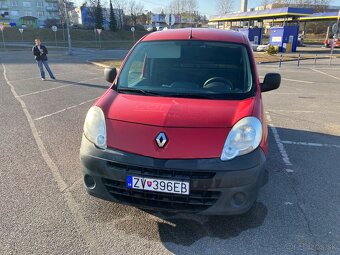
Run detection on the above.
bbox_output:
[266,113,293,166]
[2,62,101,253]
[19,84,72,97]
[18,77,102,98]
[270,93,340,96]
[34,97,99,121]
[282,140,340,149]
[311,69,340,81]
[259,76,314,84]
[268,109,340,115]
[9,70,98,82]
[282,78,314,84]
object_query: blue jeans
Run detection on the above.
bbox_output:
[36,60,55,79]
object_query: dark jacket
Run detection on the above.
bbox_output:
[32,45,48,61]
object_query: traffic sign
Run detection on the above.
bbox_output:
[165,14,175,26]
[332,23,338,34]
[19,28,24,33]
[131,27,135,42]
[0,25,4,31]
[96,29,102,35]
[52,26,57,32]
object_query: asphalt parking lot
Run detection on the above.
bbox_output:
[0,48,339,255]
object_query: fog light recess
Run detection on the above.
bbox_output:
[232,192,247,206]
[84,175,96,190]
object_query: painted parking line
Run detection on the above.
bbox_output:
[34,97,99,121]
[9,71,99,83]
[259,76,314,84]
[269,92,340,96]
[268,109,340,115]
[18,77,102,98]
[311,69,340,81]
[282,140,340,149]
[266,113,293,172]
[282,78,314,84]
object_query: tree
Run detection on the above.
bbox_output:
[95,0,104,29]
[109,0,117,31]
[57,0,75,40]
[216,0,234,15]
[167,0,198,15]
[112,0,127,30]
[261,0,273,8]
[166,0,198,26]
[127,0,144,27]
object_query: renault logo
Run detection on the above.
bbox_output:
[156,132,167,148]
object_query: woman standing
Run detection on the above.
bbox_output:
[32,39,56,81]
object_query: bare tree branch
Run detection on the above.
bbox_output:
[216,0,234,15]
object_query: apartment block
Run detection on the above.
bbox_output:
[0,0,60,28]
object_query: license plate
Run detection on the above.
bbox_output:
[126,176,190,195]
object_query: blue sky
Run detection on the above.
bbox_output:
[74,0,340,17]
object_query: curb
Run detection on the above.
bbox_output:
[87,60,110,68]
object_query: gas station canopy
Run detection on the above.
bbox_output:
[209,7,314,22]
[299,12,340,21]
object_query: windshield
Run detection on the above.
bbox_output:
[116,40,255,100]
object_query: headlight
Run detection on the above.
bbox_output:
[83,106,107,149]
[221,117,262,161]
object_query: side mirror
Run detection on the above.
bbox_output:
[261,73,281,92]
[104,67,117,83]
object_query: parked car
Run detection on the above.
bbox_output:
[80,28,281,215]
[256,44,269,52]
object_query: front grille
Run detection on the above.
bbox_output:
[102,178,221,212]
[107,161,216,180]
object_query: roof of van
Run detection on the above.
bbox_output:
[142,28,247,44]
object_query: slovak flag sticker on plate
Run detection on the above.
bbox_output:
[126,176,133,188]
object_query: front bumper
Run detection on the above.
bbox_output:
[80,136,266,215]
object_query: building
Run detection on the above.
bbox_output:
[240,0,248,12]
[0,0,63,28]
[70,7,124,30]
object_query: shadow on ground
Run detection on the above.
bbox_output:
[154,202,267,246]
[49,79,109,90]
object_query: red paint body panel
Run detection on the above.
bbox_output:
[142,28,247,44]
[106,119,229,159]
[95,90,256,158]
[99,90,255,128]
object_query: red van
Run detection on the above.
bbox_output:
[80,29,280,215]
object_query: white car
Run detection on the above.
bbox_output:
[146,26,155,32]
[256,44,269,52]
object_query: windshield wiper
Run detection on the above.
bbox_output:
[117,88,160,96]
[164,93,214,99]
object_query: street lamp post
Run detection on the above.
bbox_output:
[62,0,72,55]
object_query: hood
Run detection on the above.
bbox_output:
[97,90,255,128]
